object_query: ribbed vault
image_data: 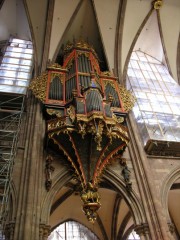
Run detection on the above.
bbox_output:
[40,168,144,240]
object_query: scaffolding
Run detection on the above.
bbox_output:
[0,37,33,238]
[0,94,24,234]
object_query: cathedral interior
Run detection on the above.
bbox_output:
[0,0,180,239]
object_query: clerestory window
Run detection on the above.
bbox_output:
[48,220,99,240]
[127,51,180,156]
[0,37,33,95]
[128,230,140,240]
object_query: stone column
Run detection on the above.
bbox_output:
[127,114,173,239]
[12,99,46,240]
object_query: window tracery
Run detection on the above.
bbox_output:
[48,220,99,240]
[127,51,180,155]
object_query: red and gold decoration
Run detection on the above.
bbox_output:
[30,40,135,222]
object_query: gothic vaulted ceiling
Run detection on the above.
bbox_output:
[0,0,179,82]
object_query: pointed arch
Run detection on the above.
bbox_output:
[40,169,72,223]
[122,8,154,85]
[114,0,127,83]
[156,10,173,78]
[161,166,180,220]
[49,219,100,239]
[40,168,145,229]
[103,169,146,225]
[40,169,107,239]
[122,5,177,86]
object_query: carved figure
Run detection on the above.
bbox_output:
[45,155,55,191]
[122,165,131,183]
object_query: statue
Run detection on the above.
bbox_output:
[122,165,131,183]
[122,165,132,191]
[45,155,55,191]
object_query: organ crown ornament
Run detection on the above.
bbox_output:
[30,40,135,223]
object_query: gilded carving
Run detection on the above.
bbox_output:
[47,62,63,70]
[102,71,114,77]
[50,72,64,84]
[46,109,62,117]
[67,105,76,122]
[77,51,90,59]
[117,117,124,123]
[80,182,101,223]
[94,121,104,151]
[78,72,91,76]
[84,86,102,96]
[64,41,74,52]
[29,72,48,102]
[112,114,124,123]
[77,122,86,138]
[64,40,98,60]
[103,80,116,89]
[76,40,91,49]
[47,119,65,131]
[118,85,136,112]
[47,110,129,151]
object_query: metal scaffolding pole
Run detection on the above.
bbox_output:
[0,94,24,238]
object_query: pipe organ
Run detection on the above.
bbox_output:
[30,40,135,222]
